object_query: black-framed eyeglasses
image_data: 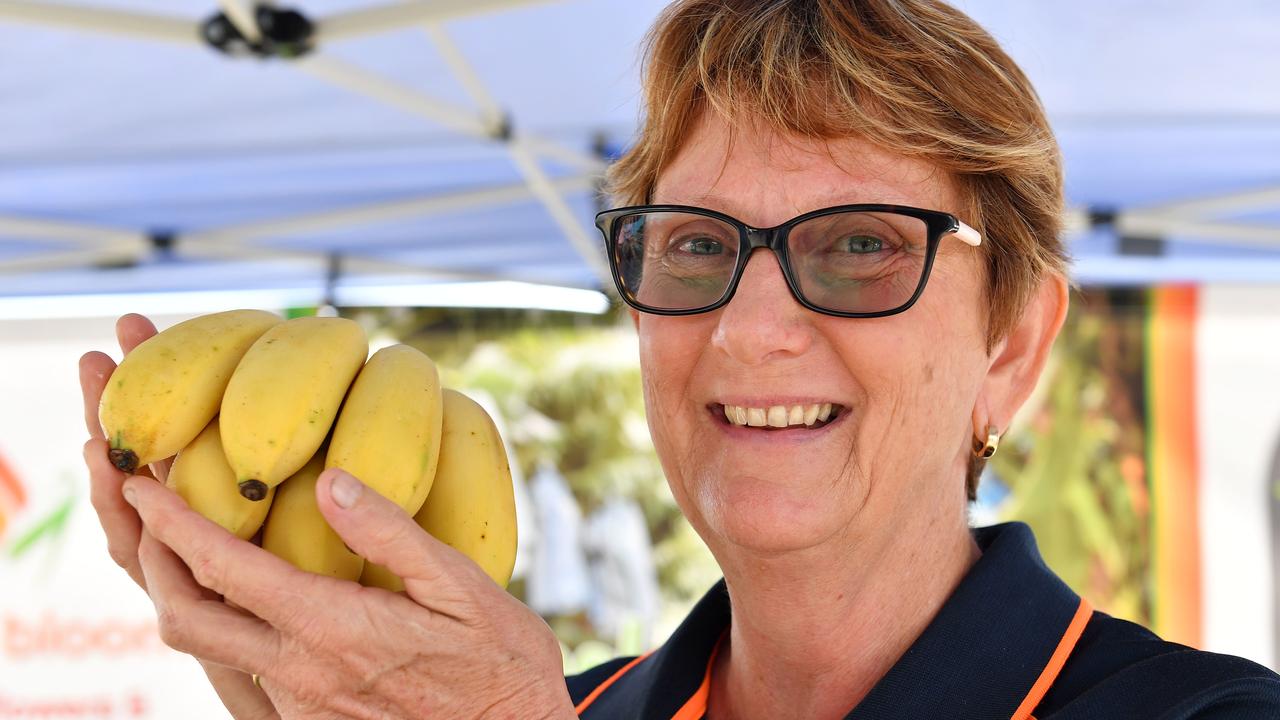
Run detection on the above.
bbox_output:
[594,204,982,318]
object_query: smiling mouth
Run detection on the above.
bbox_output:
[712,402,845,430]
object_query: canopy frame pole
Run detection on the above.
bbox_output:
[1062,207,1091,237]
[292,54,602,169]
[0,0,198,44]
[1133,185,1280,219]
[293,55,491,136]
[315,0,556,43]
[0,175,593,277]
[1117,214,1280,250]
[0,245,145,274]
[425,24,502,123]
[423,24,610,280]
[0,215,152,273]
[177,242,511,283]
[184,241,592,289]
[0,0,614,285]
[182,175,595,246]
[0,215,147,246]
[290,53,610,280]
[505,142,610,280]
[514,136,607,173]
[216,0,263,43]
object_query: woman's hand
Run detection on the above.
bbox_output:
[124,464,575,720]
[79,313,279,720]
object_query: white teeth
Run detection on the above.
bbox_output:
[722,403,838,428]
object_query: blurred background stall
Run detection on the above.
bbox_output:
[1,1,1278,715]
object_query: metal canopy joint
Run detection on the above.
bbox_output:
[202,4,314,59]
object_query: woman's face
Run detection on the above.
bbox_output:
[639,113,994,557]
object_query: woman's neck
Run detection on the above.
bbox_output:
[706,510,981,720]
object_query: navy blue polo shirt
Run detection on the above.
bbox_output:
[566,522,1280,719]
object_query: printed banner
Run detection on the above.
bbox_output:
[1196,285,1280,669]
[0,316,226,719]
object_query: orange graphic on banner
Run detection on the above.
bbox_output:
[1146,285,1202,648]
[0,449,28,539]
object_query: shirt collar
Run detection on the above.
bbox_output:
[638,521,1083,720]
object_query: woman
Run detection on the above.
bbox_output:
[79,0,1280,718]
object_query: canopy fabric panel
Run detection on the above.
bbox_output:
[1,0,1278,307]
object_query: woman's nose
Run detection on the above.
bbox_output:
[710,249,814,365]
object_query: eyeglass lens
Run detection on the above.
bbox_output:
[611,210,931,314]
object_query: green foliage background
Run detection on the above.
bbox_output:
[992,288,1152,625]
[353,305,719,665]
[353,287,1155,661]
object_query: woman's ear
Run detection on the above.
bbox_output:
[972,273,1070,436]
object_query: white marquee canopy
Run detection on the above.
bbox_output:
[1,0,1278,317]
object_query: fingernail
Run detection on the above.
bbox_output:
[122,485,137,508]
[330,470,362,509]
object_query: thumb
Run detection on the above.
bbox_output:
[316,468,481,604]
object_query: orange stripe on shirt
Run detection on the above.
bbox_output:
[574,651,654,715]
[1010,597,1093,720]
[670,630,727,720]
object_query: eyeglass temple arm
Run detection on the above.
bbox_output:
[952,220,982,247]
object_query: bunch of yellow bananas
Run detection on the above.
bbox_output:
[98,309,518,590]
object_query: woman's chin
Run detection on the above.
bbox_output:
[695,473,859,556]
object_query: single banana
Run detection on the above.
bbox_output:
[361,390,517,591]
[261,450,364,581]
[358,554,405,591]
[326,344,443,516]
[220,316,367,501]
[166,417,274,540]
[99,309,282,473]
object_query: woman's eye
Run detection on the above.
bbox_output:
[677,237,724,255]
[838,236,883,253]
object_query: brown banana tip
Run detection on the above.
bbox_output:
[238,480,269,502]
[108,448,139,474]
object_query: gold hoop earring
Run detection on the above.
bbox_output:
[973,425,1000,459]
